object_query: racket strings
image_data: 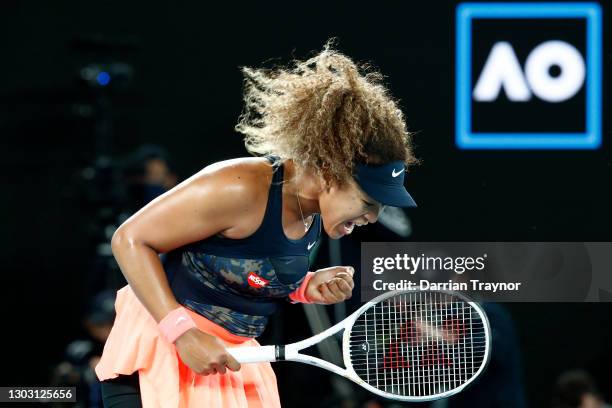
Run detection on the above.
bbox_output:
[348,292,488,397]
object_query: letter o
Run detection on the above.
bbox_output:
[524,40,585,102]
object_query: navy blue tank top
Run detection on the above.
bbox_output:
[163,156,321,337]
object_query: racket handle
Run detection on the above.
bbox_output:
[227,345,277,364]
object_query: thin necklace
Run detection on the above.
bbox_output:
[295,191,310,232]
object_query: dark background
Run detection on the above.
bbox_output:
[0,1,610,407]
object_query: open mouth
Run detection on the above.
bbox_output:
[343,221,355,235]
[342,220,369,236]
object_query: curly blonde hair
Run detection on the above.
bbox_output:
[235,39,418,185]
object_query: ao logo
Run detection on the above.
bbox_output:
[474,40,585,103]
[455,2,602,149]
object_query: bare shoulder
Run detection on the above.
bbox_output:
[185,157,274,238]
[190,157,273,200]
[115,157,276,252]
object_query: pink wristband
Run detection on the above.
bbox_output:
[158,306,197,344]
[289,271,315,304]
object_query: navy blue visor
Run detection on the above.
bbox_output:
[353,161,417,208]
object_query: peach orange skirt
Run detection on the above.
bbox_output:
[95,285,281,408]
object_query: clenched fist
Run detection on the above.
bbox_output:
[305,266,355,304]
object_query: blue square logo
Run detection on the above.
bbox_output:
[456,2,602,149]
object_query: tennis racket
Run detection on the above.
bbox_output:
[228,290,491,402]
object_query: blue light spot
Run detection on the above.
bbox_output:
[97,72,111,86]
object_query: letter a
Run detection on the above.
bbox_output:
[473,42,532,102]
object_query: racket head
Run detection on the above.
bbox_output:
[342,290,491,402]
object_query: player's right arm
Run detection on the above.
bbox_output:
[110,158,269,374]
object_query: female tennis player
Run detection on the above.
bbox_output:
[95,41,418,407]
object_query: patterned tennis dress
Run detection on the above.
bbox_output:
[163,155,321,337]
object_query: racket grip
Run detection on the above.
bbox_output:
[227,345,277,364]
